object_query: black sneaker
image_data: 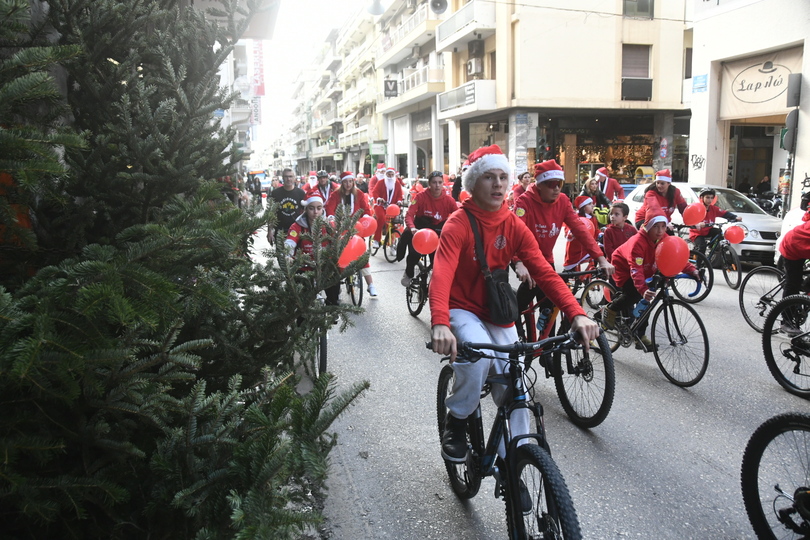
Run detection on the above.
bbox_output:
[519,479,533,515]
[441,414,467,463]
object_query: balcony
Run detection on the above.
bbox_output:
[338,122,370,149]
[312,141,339,157]
[377,66,445,114]
[436,79,497,121]
[435,0,496,54]
[337,84,375,116]
[377,4,440,69]
[231,98,252,126]
[338,39,375,81]
[621,78,653,101]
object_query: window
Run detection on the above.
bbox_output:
[624,0,653,19]
[684,47,693,79]
[622,45,650,78]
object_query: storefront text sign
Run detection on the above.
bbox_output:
[720,47,802,120]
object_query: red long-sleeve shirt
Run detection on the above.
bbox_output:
[602,222,637,261]
[634,187,688,224]
[405,190,459,229]
[513,186,602,264]
[563,215,600,267]
[304,181,340,202]
[612,230,696,295]
[324,188,371,218]
[429,200,586,328]
[688,204,737,241]
[780,215,810,261]
[371,179,404,207]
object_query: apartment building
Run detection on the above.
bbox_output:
[688,0,809,209]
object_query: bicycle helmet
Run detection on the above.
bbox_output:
[428,170,444,180]
[316,169,328,177]
[698,187,716,198]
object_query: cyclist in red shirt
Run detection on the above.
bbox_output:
[633,169,688,228]
[304,170,339,203]
[400,170,458,286]
[689,187,741,254]
[563,195,600,270]
[429,145,599,462]
[601,202,637,262]
[371,167,404,247]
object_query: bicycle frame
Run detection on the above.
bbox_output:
[614,274,695,347]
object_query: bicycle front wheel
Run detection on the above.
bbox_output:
[368,233,380,256]
[650,299,709,386]
[721,243,743,289]
[580,279,621,353]
[406,263,427,317]
[739,265,784,333]
[348,272,364,307]
[741,412,810,540]
[553,330,615,428]
[383,228,401,262]
[506,444,582,540]
[671,251,713,303]
[436,365,482,499]
[762,295,810,398]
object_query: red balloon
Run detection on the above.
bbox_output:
[338,235,366,268]
[682,203,707,226]
[724,225,745,244]
[579,216,595,233]
[459,191,471,202]
[412,229,439,255]
[655,235,690,277]
[357,215,375,237]
[386,204,400,217]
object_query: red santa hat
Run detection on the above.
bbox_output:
[461,158,470,173]
[534,160,565,183]
[574,196,593,210]
[356,173,365,179]
[340,171,355,181]
[301,193,324,207]
[385,166,396,174]
[595,167,609,179]
[462,144,511,193]
[655,169,672,183]
[644,206,668,231]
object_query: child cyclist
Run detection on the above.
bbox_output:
[689,187,742,255]
[285,193,340,306]
[562,195,600,270]
[602,202,637,262]
[428,144,599,463]
[606,208,699,351]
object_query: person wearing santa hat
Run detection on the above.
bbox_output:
[512,160,614,326]
[608,207,699,351]
[355,172,369,193]
[594,166,625,201]
[563,195,601,270]
[633,169,688,228]
[325,172,377,296]
[305,170,339,203]
[284,193,341,306]
[428,144,599,463]
[370,166,404,248]
[368,163,387,194]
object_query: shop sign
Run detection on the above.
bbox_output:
[720,47,802,120]
[370,143,386,155]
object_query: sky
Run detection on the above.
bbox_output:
[257,0,371,149]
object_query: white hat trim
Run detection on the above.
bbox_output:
[302,194,324,207]
[577,197,594,209]
[645,215,668,230]
[462,153,512,193]
[655,174,672,182]
[536,170,565,183]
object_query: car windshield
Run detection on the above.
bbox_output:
[714,189,766,214]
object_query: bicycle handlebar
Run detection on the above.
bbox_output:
[426,331,581,360]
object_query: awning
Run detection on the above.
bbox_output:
[342,110,358,124]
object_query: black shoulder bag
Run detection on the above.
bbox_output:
[464,209,519,325]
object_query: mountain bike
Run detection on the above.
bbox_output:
[739,265,785,332]
[671,224,713,303]
[741,412,810,539]
[433,336,583,539]
[343,270,363,307]
[762,294,810,398]
[583,272,710,387]
[694,223,743,289]
[406,252,432,317]
[369,204,403,262]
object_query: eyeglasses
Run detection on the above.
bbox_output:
[539,180,562,189]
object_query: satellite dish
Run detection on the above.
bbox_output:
[430,0,448,15]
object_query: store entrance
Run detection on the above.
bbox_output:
[728,125,774,194]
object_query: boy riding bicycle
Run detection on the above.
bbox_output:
[689,187,741,255]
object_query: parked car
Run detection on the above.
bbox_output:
[624,183,782,263]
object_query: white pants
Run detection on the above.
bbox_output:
[446,309,531,456]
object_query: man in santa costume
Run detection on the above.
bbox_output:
[594,166,625,201]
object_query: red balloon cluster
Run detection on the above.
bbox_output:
[386,204,400,217]
[724,225,745,244]
[655,235,690,277]
[338,235,366,268]
[682,203,707,226]
[412,229,439,255]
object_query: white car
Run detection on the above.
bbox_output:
[624,183,782,264]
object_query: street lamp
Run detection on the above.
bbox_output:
[367,0,384,16]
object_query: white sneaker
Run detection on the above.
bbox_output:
[401,272,412,287]
[368,284,378,297]
[373,240,381,249]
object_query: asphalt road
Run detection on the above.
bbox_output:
[298,242,810,540]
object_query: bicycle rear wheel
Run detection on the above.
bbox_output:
[650,299,709,386]
[739,265,784,333]
[383,228,401,262]
[368,233,380,256]
[506,444,582,540]
[580,279,621,353]
[671,250,713,303]
[348,272,364,306]
[762,295,810,398]
[741,412,810,540]
[406,263,428,317]
[553,328,615,428]
[721,243,743,289]
[436,365,482,498]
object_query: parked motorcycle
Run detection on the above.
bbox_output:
[749,190,782,217]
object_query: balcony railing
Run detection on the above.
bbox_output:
[380,4,428,55]
[338,125,369,149]
[402,66,443,93]
[621,78,653,101]
[437,79,497,120]
[435,0,496,52]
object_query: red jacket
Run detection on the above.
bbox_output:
[780,215,810,261]
[612,230,696,295]
[634,186,688,224]
[598,176,625,201]
[405,190,458,229]
[429,200,586,328]
[371,179,404,207]
[304,181,340,202]
[688,204,738,241]
[324,188,371,218]
[602,222,637,261]
[563,214,600,268]
[514,185,602,265]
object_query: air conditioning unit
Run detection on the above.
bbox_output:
[765,126,778,136]
[466,58,483,76]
